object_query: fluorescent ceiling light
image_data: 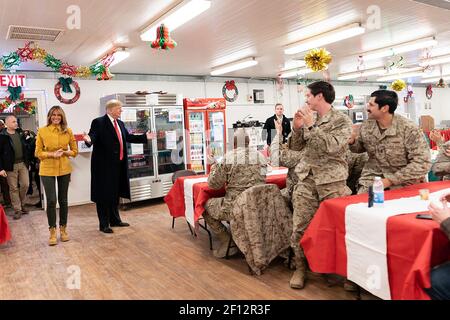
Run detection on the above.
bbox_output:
[337,67,386,80]
[279,67,310,78]
[109,48,130,67]
[140,0,211,41]
[420,53,450,67]
[282,60,306,71]
[420,75,450,83]
[361,36,437,61]
[284,23,365,55]
[376,69,425,81]
[210,57,258,76]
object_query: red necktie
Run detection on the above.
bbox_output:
[114,119,124,160]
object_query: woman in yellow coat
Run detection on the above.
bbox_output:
[35,106,78,246]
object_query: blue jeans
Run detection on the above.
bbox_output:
[426,261,450,300]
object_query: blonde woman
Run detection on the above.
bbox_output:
[35,106,78,246]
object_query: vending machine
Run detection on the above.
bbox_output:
[183,98,226,173]
[100,93,186,203]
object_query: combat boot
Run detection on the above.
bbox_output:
[213,231,238,258]
[60,225,69,242]
[290,257,307,289]
[49,227,57,246]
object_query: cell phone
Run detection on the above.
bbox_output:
[415,214,432,220]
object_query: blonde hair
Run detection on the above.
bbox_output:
[47,106,68,132]
[105,99,122,110]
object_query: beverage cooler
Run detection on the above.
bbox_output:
[183,98,226,174]
[100,93,186,203]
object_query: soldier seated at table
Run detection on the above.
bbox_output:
[348,90,431,193]
[269,120,303,208]
[204,129,267,258]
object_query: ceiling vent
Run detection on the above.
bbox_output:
[410,0,450,10]
[6,25,64,42]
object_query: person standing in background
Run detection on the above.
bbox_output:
[35,106,78,246]
[263,103,291,146]
[0,119,11,208]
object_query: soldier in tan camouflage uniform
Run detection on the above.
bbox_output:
[204,129,267,258]
[270,120,303,207]
[349,90,431,193]
[288,81,352,289]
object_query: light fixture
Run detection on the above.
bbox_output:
[109,48,130,67]
[210,57,258,76]
[337,67,386,80]
[279,67,310,78]
[281,60,306,71]
[284,23,365,55]
[376,68,425,81]
[420,75,450,83]
[140,0,211,41]
[360,36,437,61]
[420,53,450,67]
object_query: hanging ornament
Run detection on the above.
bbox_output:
[276,75,284,97]
[436,78,447,88]
[356,55,366,82]
[385,55,405,72]
[150,24,177,50]
[59,63,77,77]
[44,54,62,71]
[32,46,48,62]
[16,42,35,62]
[304,48,332,72]
[322,69,331,81]
[222,80,238,102]
[391,79,406,92]
[403,85,414,103]
[426,85,433,100]
[344,95,354,109]
[75,66,92,78]
[54,77,81,104]
[7,86,24,102]
[2,52,21,69]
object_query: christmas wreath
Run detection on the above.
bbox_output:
[54,77,81,104]
[222,80,238,102]
[426,85,433,100]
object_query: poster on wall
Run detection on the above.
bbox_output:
[253,89,264,103]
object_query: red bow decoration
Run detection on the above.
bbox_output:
[225,80,236,90]
[59,63,77,77]
[150,24,177,50]
[16,42,35,62]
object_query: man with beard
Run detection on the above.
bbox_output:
[348,90,431,193]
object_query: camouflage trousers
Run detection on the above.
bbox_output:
[204,197,230,235]
[291,176,351,262]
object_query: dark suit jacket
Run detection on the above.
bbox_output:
[262,114,291,145]
[0,128,34,171]
[86,114,147,204]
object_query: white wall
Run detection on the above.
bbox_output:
[22,76,450,205]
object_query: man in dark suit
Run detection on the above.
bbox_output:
[83,99,156,233]
[262,103,291,145]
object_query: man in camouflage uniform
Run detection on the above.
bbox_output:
[349,90,431,193]
[288,81,352,289]
[204,129,267,258]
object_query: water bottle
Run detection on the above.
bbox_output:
[373,176,384,207]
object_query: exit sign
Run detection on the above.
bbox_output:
[0,74,26,87]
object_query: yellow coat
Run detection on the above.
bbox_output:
[35,125,78,176]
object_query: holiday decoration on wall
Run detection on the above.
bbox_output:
[403,85,414,103]
[390,79,406,92]
[385,55,405,71]
[0,86,36,114]
[304,48,332,72]
[426,85,433,99]
[150,24,177,50]
[222,80,238,102]
[344,94,354,109]
[54,77,81,104]
[0,42,114,80]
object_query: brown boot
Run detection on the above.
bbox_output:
[13,211,22,220]
[213,231,238,258]
[49,227,57,246]
[290,257,307,289]
[60,225,69,242]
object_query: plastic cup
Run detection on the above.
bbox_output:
[419,189,430,200]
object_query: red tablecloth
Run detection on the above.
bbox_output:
[0,205,11,244]
[164,173,287,223]
[301,181,450,300]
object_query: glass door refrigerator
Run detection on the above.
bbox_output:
[183,98,227,174]
[100,93,186,203]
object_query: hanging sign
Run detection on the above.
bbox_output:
[0,74,26,87]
